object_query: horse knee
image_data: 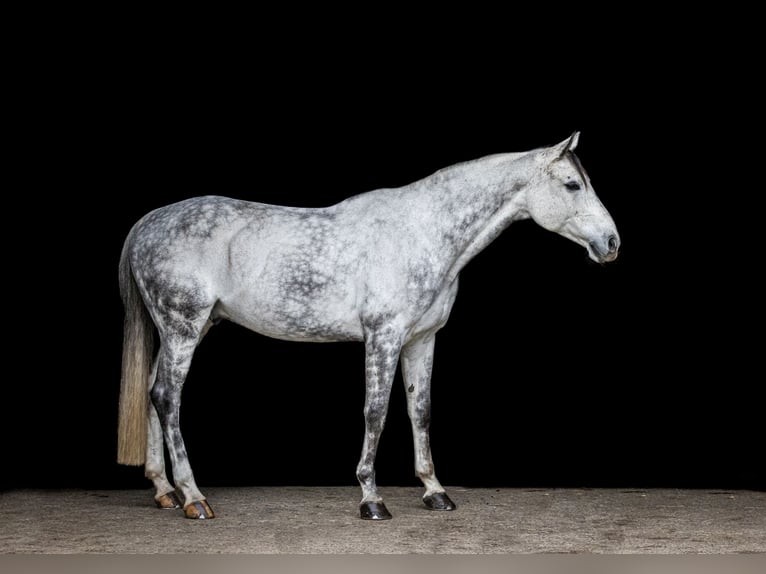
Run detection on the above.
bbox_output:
[364,400,389,431]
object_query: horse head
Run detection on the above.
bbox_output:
[525,132,620,263]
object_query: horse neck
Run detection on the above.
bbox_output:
[411,152,533,281]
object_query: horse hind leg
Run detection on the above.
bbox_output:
[151,314,216,519]
[146,318,217,511]
[140,358,182,509]
[147,409,182,509]
[401,335,456,511]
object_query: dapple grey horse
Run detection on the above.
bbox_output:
[118,132,619,519]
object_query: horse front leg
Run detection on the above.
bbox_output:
[356,324,401,520]
[401,334,456,511]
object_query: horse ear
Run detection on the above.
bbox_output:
[539,132,580,162]
[566,131,580,151]
[558,131,580,156]
[548,131,580,159]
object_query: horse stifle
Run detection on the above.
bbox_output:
[118,132,619,520]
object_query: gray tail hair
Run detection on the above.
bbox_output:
[117,238,153,466]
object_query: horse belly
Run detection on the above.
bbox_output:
[214,211,368,342]
[215,278,363,343]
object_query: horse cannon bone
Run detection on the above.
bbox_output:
[117,132,620,520]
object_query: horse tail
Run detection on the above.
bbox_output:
[117,236,153,466]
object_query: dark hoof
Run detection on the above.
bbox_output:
[155,491,182,509]
[423,492,456,511]
[360,501,392,520]
[184,500,215,519]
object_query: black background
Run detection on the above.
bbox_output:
[6,11,762,492]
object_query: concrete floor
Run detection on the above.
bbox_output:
[1,487,764,553]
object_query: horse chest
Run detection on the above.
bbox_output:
[407,278,459,339]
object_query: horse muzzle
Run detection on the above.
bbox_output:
[588,233,620,263]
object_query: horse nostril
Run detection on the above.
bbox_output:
[607,234,618,253]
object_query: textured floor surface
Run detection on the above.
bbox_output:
[1,487,764,554]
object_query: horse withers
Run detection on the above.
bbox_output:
[117,132,619,520]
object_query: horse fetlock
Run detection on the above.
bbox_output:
[144,462,166,480]
[415,462,436,480]
[356,464,375,485]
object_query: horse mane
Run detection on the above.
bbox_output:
[424,151,530,183]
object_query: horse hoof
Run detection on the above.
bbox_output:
[423,492,456,511]
[155,491,182,509]
[184,500,215,519]
[360,501,392,520]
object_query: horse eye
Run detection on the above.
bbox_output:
[564,181,581,191]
